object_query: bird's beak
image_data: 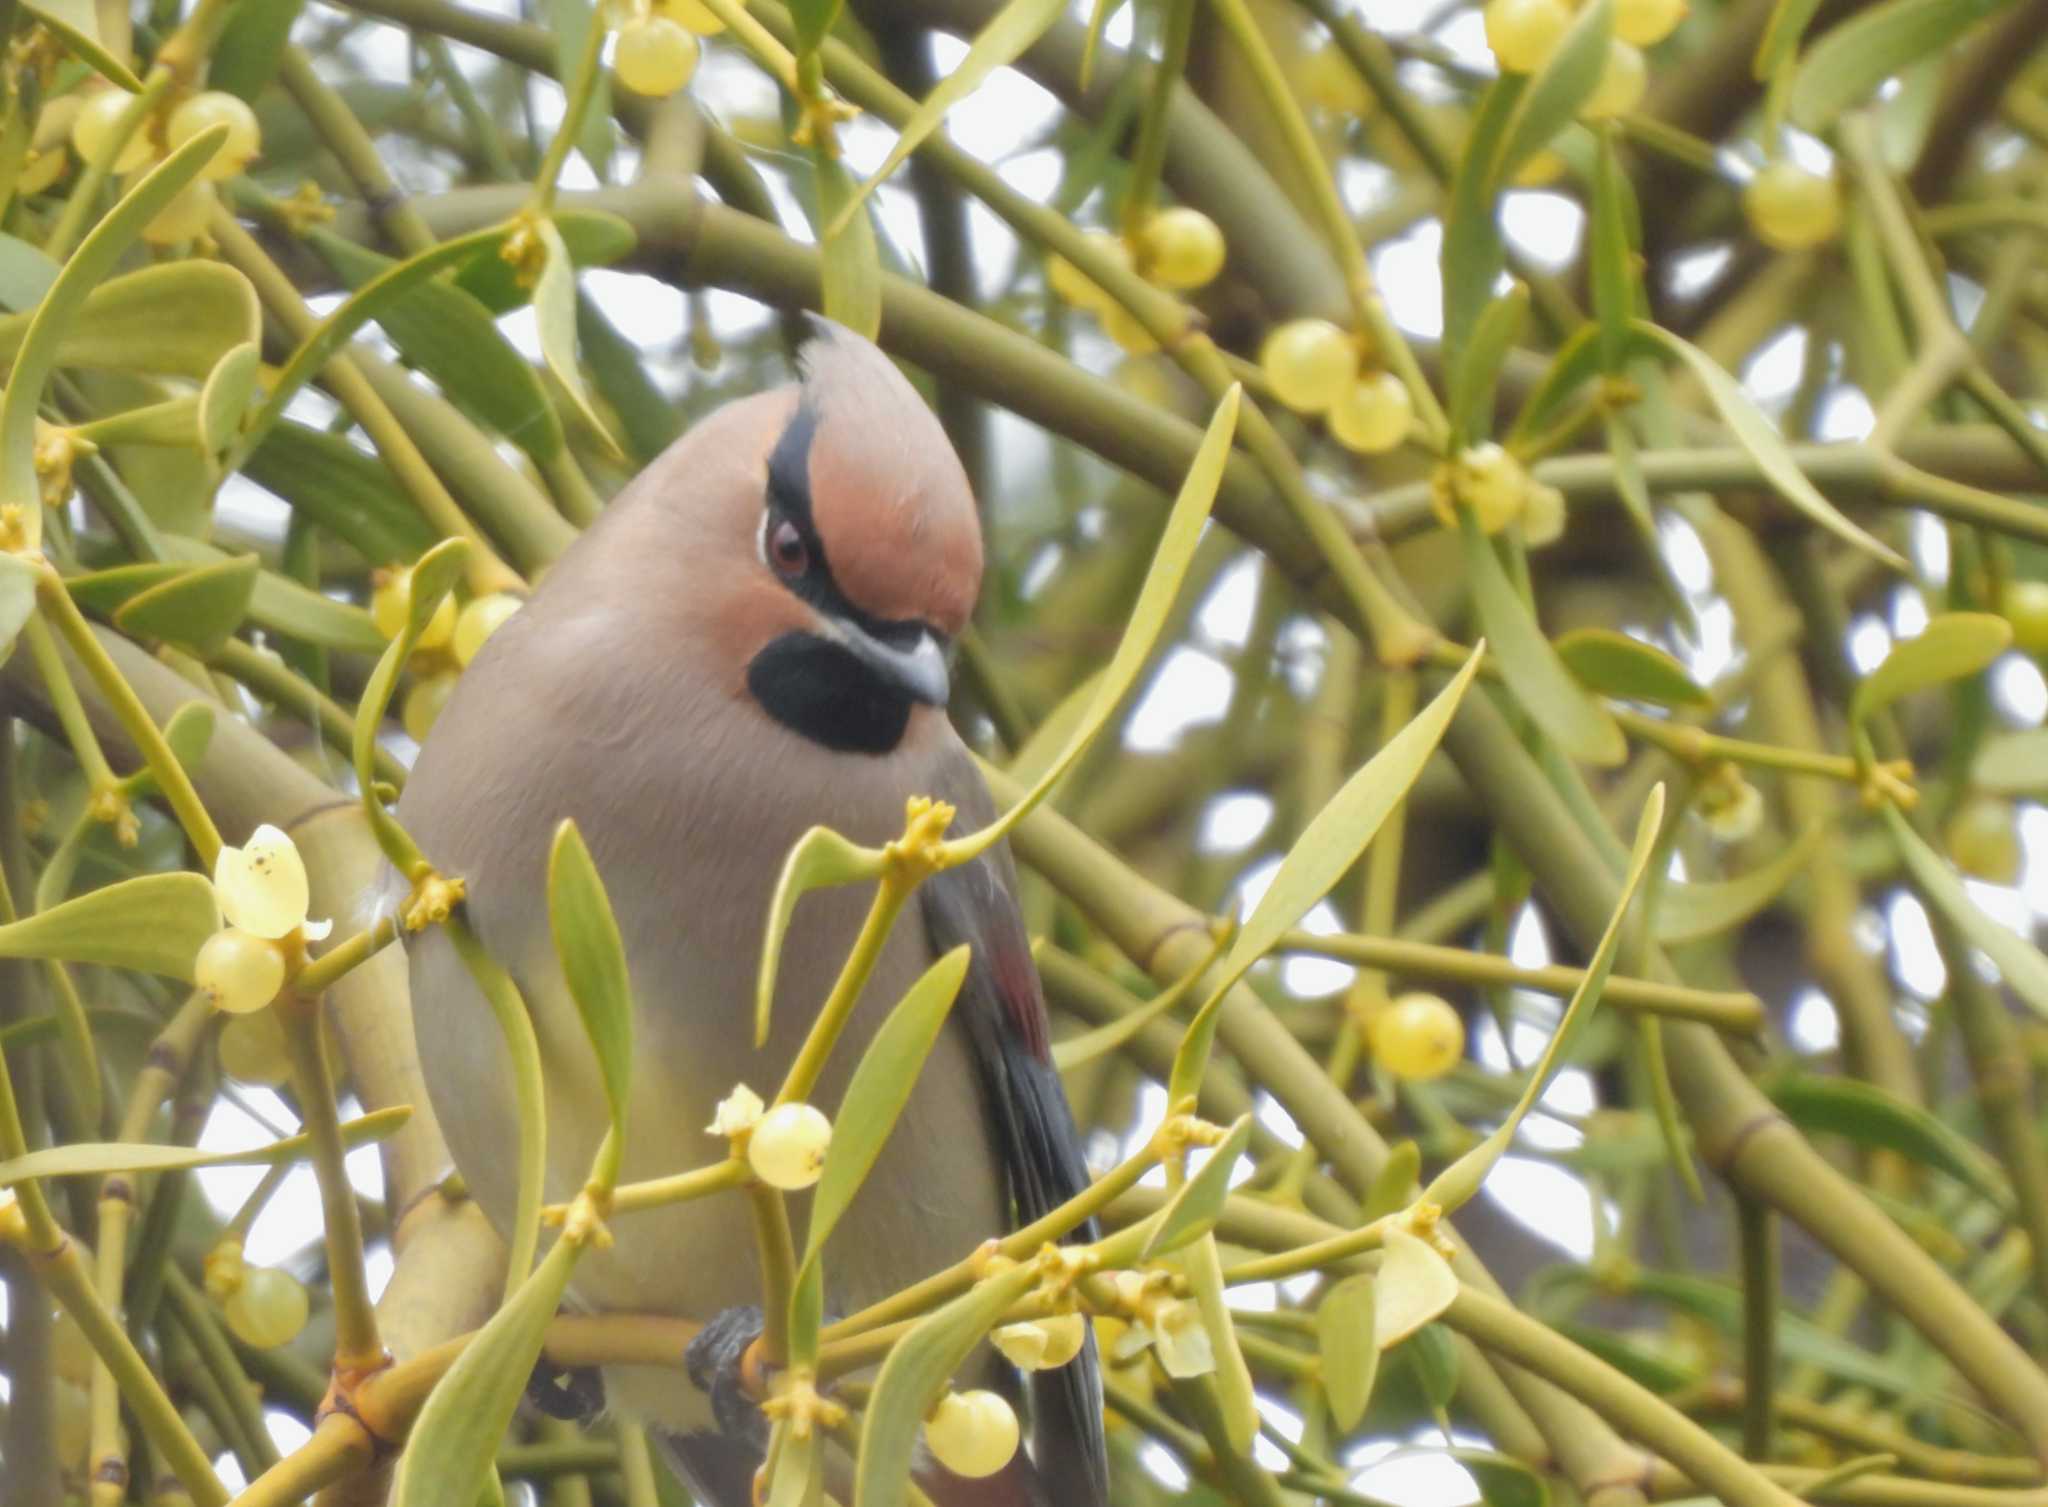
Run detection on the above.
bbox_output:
[830,619,951,707]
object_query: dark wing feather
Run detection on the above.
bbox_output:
[920,750,1109,1507]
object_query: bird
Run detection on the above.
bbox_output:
[398,318,1108,1507]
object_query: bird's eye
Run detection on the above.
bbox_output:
[768,518,809,578]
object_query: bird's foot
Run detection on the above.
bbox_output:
[685,1305,769,1452]
[525,1355,606,1422]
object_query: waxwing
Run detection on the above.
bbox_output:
[399,319,1107,1507]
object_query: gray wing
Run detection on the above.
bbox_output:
[920,748,1109,1507]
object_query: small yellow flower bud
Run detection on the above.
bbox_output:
[707,1083,766,1138]
[748,1102,831,1189]
[923,1389,1020,1478]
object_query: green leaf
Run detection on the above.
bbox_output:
[949,386,1240,866]
[1624,1269,1905,1393]
[1850,612,2012,730]
[1183,1230,1258,1448]
[1555,627,1709,708]
[161,702,217,777]
[1590,131,1639,372]
[1450,1448,1549,1507]
[1789,0,2011,133]
[113,554,259,655]
[1402,1323,1460,1417]
[533,216,622,456]
[0,262,259,381]
[1442,78,1526,396]
[406,538,470,642]
[307,230,563,462]
[1553,1320,1701,1392]
[755,826,887,1046]
[1635,322,1906,571]
[1141,1115,1253,1259]
[0,872,218,980]
[1315,1274,1378,1430]
[548,821,637,1146]
[1654,826,1822,943]
[1755,0,1826,79]
[854,1262,1040,1507]
[815,150,882,342]
[1884,803,2048,1019]
[392,1233,582,1507]
[0,1105,410,1187]
[828,0,1068,238]
[1171,644,1484,1104]
[241,421,438,564]
[789,0,843,56]
[1423,785,1666,1214]
[1767,1073,2013,1212]
[0,127,230,532]
[73,397,204,451]
[242,229,512,460]
[0,233,59,310]
[802,946,970,1269]
[1363,1141,1422,1222]
[1973,727,2048,794]
[1461,517,1627,766]
[66,563,186,617]
[1050,941,1218,1072]
[199,344,262,455]
[550,0,614,179]
[209,0,308,98]
[1496,0,1614,185]
[1449,285,1529,450]
[764,1430,824,1507]
[23,0,141,90]
[1375,1228,1459,1351]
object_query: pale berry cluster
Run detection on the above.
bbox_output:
[1045,207,1226,353]
[1259,319,1414,456]
[1430,442,1567,543]
[371,565,522,741]
[601,0,725,98]
[1483,0,1687,119]
[68,87,261,243]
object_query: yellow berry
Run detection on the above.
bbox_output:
[1947,796,2022,885]
[614,17,701,96]
[923,1390,1020,1478]
[70,89,153,173]
[1046,230,1130,313]
[219,1008,292,1085]
[1138,206,1226,292]
[1433,442,1528,533]
[1522,480,1567,546]
[213,824,312,940]
[194,928,286,1015]
[1370,993,1464,1081]
[2005,581,2048,656]
[1743,161,1843,252]
[1260,318,1359,414]
[166,91,262,180]
[747,1102,831,1190]
[19,145,68,195]
[223,1267,311,1349]
[402,671,458,743]
[1484,0,1574,74]
[1328,371,1413,454]
[454,592,522,666]
[1582,40,1648,121]
[657,0,727,32]
[1300,43,1370,116]
[142,180,217,245]
[370,569,457,649]
[1615,0,1687,46]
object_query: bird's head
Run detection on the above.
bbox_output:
[629,319,981,756]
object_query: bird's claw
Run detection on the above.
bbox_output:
[686,1305,769,1452]
[525,1354,605,1422]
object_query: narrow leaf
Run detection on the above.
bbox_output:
[113,554,260,655]
[0,262,259,380]
[1635,322,1906,570]
[0,554,38,659]
[1654,827,1822,943]
[1141,1115,1253,1259]
[1450,1449,1549,1507]
[1885,803,2048,1019]
[0,872,219,980]
[1374,1228,1458,1351]
[948,386,1240,865]
[802,946,970,1267]
[199,343,262,455]
[829,0,1067,237]
[1315,1274,1378,1430]
[1850,612,2011,730]
[0,1106,409,1187]
[548,820,636,1143]
[756,826,887,1045]
[1789,0,2011,133]
[23,0,141,90]
[1496,0,1614,184]
[815,151,882,342]
[1461,517,1627,766]
[1590,131,1639,371]
[1768,1074,2013,1212]
[1449,285,1529,449]
[1555,627,1709,708]
[534,216,623,456]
